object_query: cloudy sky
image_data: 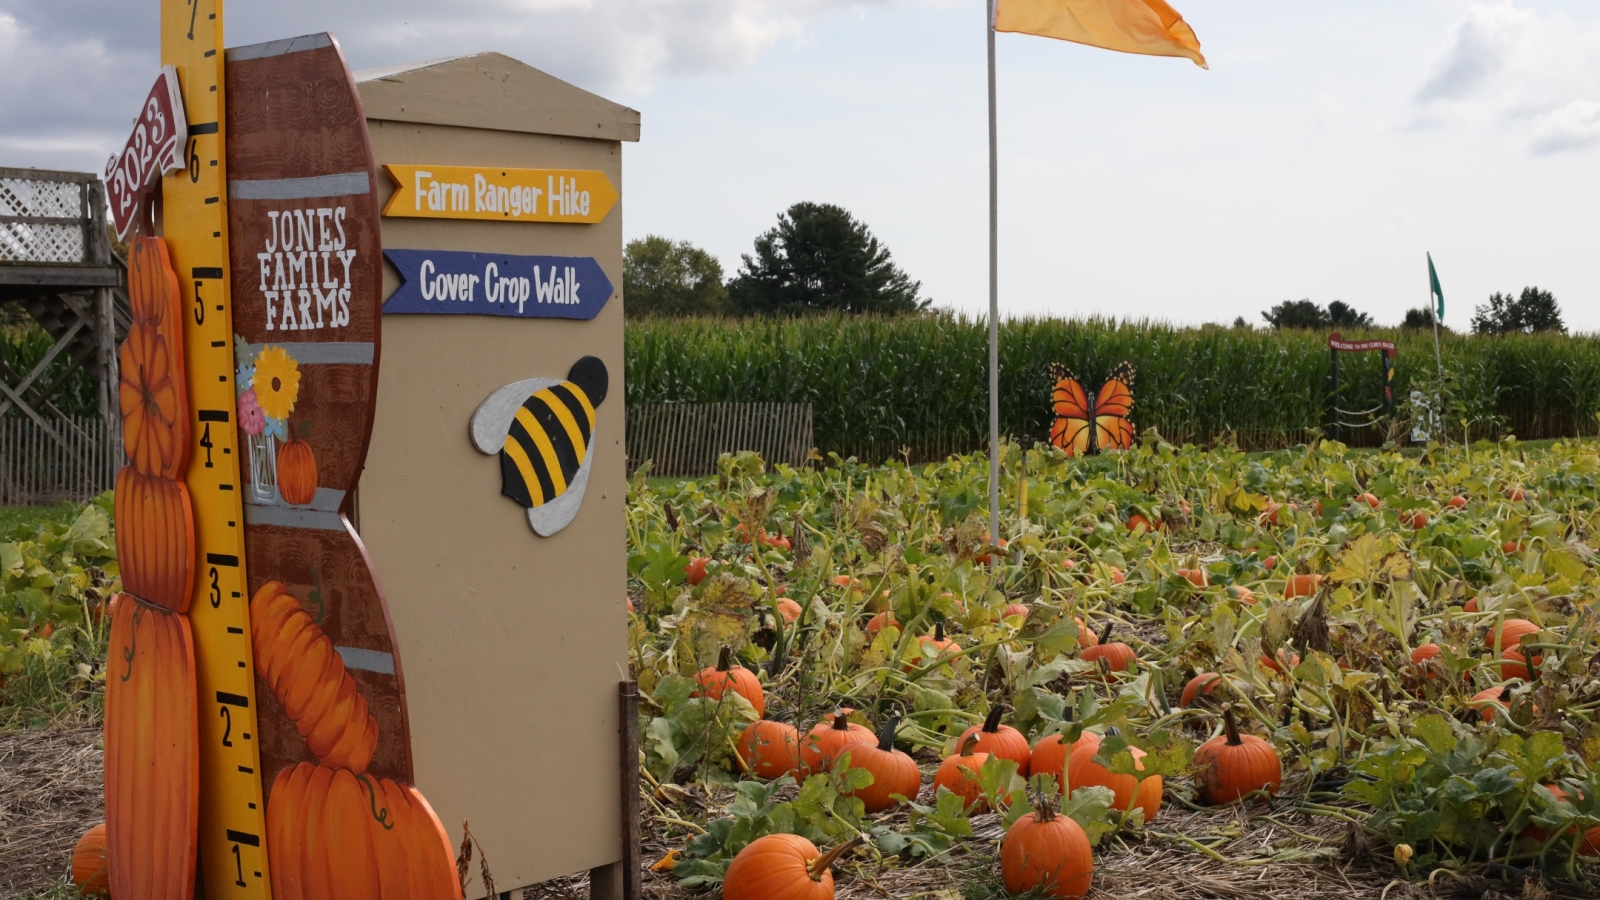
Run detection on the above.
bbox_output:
[4,1,1598,331]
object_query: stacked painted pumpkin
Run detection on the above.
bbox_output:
[104,237,201,900]
[252,581,459,900]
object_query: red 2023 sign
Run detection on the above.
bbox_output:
[106,66,188,240]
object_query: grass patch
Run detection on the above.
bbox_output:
[0,502,81,539]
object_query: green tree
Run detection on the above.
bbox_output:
[1401,307,1436,330]
[623,235,728,318]
[727,202,927,315]
[1326,301,1374,329]
[1471,287,1566,334]
[1261,299,1329,329]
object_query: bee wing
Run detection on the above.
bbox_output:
[525,433,594,537]
[470,377,561,454]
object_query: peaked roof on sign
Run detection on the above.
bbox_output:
[354,52,640,143]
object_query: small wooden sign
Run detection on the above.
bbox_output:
[382,248,612,319]
[107,66,188,240]
[381,163,617,224]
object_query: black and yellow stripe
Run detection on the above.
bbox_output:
[499,356,608,508]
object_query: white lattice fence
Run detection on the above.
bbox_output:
[626,403,813,477]
[0,415,119,506]
[0,174,89,264]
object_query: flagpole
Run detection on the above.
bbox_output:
[986,0,1001,544]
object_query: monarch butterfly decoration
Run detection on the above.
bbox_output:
[471,356,609,536]
[1048,361,1136,456]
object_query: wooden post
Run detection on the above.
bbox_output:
[589,680,639,900]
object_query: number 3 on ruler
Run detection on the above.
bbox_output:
[208,566,221,608]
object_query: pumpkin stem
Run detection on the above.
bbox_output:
[1032,788,1059,823]
[807,834,865,882]
[958,732,981,757]
[716,646,732,673]
[876,715,901,751]
[832,710,853,731]
[1222,705,1243,746]
[935,621,945,643]
[1099,622,1114,645]
[982,705,1004,734]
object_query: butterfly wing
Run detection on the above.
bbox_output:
[1091,361,1136,452]
[1048,364,1093,457]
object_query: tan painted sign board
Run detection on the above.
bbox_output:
[352,52,639,895]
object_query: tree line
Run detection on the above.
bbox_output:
[624,203,1570,336]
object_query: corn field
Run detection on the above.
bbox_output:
[625,315,1600,460]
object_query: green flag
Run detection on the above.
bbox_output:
[1428,252,1444,321]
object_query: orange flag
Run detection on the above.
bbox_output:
[995,0,1207,68]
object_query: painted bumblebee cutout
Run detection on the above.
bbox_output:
[470,356,608,536]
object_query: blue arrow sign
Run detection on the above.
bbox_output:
[382,248,613,319]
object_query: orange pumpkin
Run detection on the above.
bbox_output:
[905,622,962,670]
[693,646,766,717]
[276,434,319,505]
[1003,602,1031,620]
[958,706,1032,776]
[1356,492,1380,509]
[1262,501,1297,527]
[114,468,195,612]
[1068,729,1162,821]
[1501,646,1542,681]
[864,611,900,636]
[1126,512,1158,533]
[1411,643,1441,665]
[738,719,803,780]
[1284,574,1322,598]
[104,596,198,900]
[1506,486,1528,502]
[1227,585,1256,604]
[71,823,110,898]
[251,581,379,772]
[1028,725,1078,792]
[1180,672,1223,708]
[1259,647,1301,674]
[1260,555,1278,571]
[265,762,462,900]
[1470,687,1511,722]
[775,597,803,624]
[722,833,861,900]
[127,235,180,325]
[1081,623,1136,674]
[933,734,991,812]
[1176,567,1209,588]
[1405,511,1431,529]
[839,717,922,812]
[801,710,874,775]
[1447,495,1468,510]
[1000,795,1094,899]
[1194,707,1281,805]
[1487,618,1540,652]
[1525,786,1600,855]
[685,557,710,585]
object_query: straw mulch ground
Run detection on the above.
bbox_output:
[0,726,102,900]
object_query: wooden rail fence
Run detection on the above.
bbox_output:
[626,403,813,477]
[0,414,119,506]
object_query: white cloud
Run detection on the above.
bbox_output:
[1413,3,1600,154]
[0,0,882,172]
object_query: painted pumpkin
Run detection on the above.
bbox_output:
[692,646,765,717]
[276,434,319,505]
[722,833,861,900]
[251,581,379,772]
[738,719,803,780]
[121,236,189,479]
[71,823,110,897]
[119,322,188,479]
[113,468,195,612]
[932,735,991,812]
[1001,796,1094,899]
[957,706,1031,776]
[104,596,198,900]
[1068,729,1162,821]
[265,762,462,900]
[1194,707,1281,804]
[801,710,874,775]
[839,716,922,812]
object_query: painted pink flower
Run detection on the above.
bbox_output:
[239,388,266,436]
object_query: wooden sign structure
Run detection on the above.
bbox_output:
[103,3,459,899]
[353,53,639,897]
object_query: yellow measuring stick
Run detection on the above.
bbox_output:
[161,0,272,897]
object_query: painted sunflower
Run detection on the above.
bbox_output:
[252,345,301,421]
[118,322,179,477]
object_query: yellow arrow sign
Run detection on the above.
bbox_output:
[382,163,617,224]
